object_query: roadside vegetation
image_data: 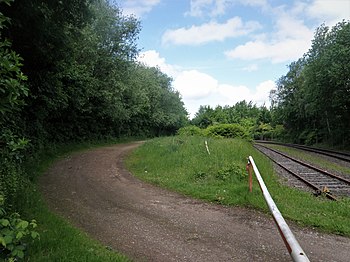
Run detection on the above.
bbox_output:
[126,136,350,237]
[1,0,349,260]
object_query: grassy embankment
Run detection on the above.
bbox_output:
[19,139,133,262]
[126,136,350,237]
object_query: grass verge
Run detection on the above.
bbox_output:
[126,136,350,237]
[18,138,135,262]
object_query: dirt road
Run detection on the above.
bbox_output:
[40,142,350,261]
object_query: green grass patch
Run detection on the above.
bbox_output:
[126,136,350,237]
[17,138,136,262]
[21,187,130,262]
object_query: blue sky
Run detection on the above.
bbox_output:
[118,0,350,117]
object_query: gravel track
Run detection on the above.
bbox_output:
[40,142,350,261]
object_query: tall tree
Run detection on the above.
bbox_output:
[303,22,350,144]
[271,21,350,145]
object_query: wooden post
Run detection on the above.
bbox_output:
[205,140,210,155]
[246,160,253,192]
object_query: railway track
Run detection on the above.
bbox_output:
[254,143,350,200]
[255,140,350,163]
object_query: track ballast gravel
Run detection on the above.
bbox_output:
[40,142,350,261]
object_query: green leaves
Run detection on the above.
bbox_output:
[0,195,39,260]
[272,21,350,145]
[0,38,28,115]
[0,218,10,227]
[205,124,247,139]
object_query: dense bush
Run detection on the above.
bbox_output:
[0,0,29,209]
[177,125,203,136]
[0,195,39,260]
[205,124,247,139]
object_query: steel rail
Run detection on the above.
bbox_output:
[288,144,350,162]
[248,156,310,262]
[255,140,350,162]
[257,144,350,186]
[254,145,338,201]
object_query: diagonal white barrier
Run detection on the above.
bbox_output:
[248,156,310,262]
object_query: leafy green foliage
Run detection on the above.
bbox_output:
[271,21,350,146]
[0,0,187,259]
[191,101,277,140]
[205,124,247,139]
[0,3,30,210]
[177,125,203,136]
[215,165,246,182]
[0,40,28,115]
[0,195,39,260]
[0,131,30,208]
[1,0,187,144]
[0,128,32,261]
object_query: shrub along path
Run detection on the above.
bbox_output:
[40,142,349,261]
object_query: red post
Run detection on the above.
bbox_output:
[246,161,253,192]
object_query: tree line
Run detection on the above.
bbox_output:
[190,21,350,147]
[1,0,188,258]
[1,0,187,225]
[189,101,278,140]
[271,21,350,146]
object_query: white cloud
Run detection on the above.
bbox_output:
[306,0,350,25]
[225,38,311,63]
[225,7,314,63]
[162,17,261,45]
[252,80,276,105]
[173,70,217,99]
[137,50,180,77]
[179,79,274,118]
[224,0,349,64]
[138,50,275,118]
[217,84,251,102]
[119,0,161,17]
[172,70,274,118]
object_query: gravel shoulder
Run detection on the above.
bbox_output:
[40,142,350,261]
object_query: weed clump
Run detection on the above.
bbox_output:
[215,165,246,181]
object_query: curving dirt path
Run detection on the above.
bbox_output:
[40,142,350,261]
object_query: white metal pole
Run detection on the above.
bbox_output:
[248,156,310,262]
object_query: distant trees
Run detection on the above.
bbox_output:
[191,101,275,140]
[184,21,350,147]
[271,21,350,146]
